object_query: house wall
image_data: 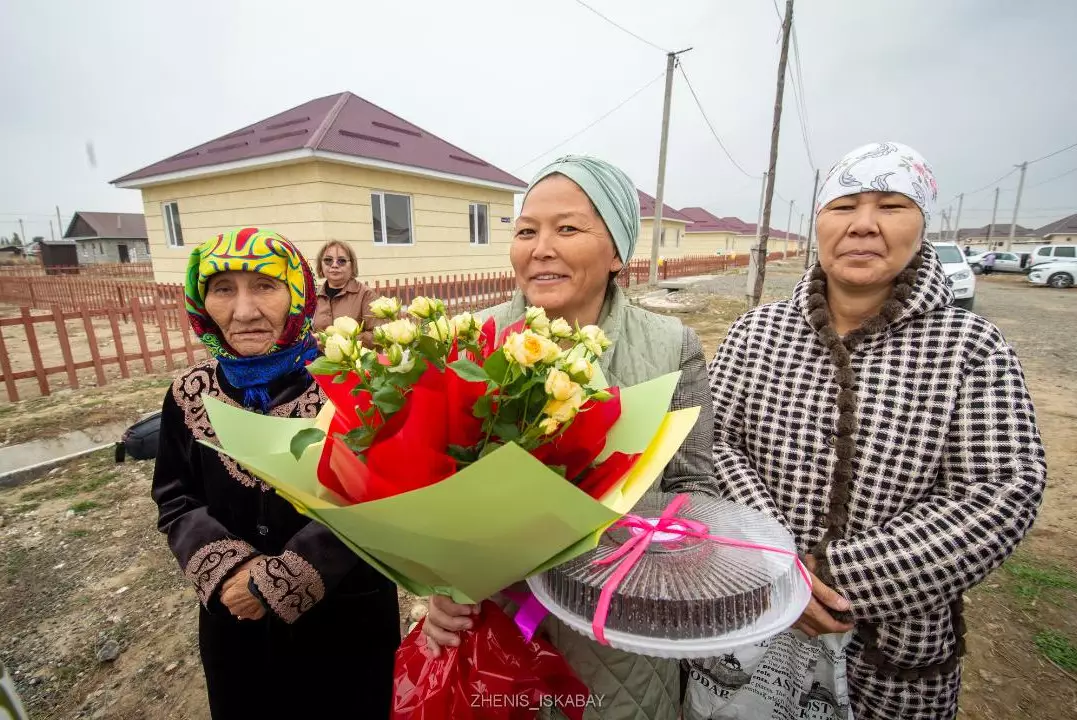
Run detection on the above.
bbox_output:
[78,238,151,264]
[1044,234,1077,244]
[138,160,519,284]
[634,219,692,259]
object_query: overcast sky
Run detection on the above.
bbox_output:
[2,0,1076,243]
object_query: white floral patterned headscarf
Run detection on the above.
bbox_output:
[816,142,939,230]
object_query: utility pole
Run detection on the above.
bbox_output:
[984,187,1000,251]
[18,219,26,245]
[952,193,964,244]
[49,220,55,242]
[1006,162,1028,252]
[804,168,820,269]
[649,47,693,285]
[797,212,804,256]
[748,0,794,308]
[56,206,64,238]
[784,200,795,257]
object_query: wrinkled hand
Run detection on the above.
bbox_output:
[219,557,266,621]
[794,555,854,638]
[421,594,480,657]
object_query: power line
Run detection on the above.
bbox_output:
[1026,164,1077,189]
[511,72,666,174]
[573,0,668,53]
[677,62,759,180]
[1029,140,1077,165]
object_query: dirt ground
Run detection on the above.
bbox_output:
[0,267,1074,719]
[0,303,205,404]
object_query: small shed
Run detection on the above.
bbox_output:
[38,240,80,274]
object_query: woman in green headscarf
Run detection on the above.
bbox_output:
[421,156,717,719]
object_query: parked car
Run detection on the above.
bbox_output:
[1027,259,1077,289]
[1029,244,1077,268]
[931,241,976,309]
[968,250,1032,274]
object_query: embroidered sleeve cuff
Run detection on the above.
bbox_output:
[248,551,327,624]
[184,539,258,606]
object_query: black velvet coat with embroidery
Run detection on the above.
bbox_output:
[151,359,396,623]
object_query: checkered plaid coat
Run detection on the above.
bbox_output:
[705,249,1046,718]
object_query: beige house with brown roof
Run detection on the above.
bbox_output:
[111,92,527,284]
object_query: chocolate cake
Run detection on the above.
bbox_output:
[533,493,792,641]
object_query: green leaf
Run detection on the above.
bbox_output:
[416,335,444,361]
[448,358,489,383]
[359,353,378,372]
[332,370,351,384]
[482,351,510,384]
[478,441,503,459]
[342,426,376,454]
[373,385,405,415]
[492,421,520,442]
[289,428,326,460]
[308,356,344,376]
[472,394,493,419]
[446,444,480,465]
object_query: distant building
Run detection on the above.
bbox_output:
[634,191,692,259]
[1037,213,1077,244]
[63,212,149,264]
[111,91,526,284]
[680,207,802,256]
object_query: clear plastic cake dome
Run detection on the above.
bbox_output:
[526,492,812,659]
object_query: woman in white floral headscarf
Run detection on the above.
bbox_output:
[684,141,1046,720]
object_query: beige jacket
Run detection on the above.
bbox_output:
[312,279,383,347]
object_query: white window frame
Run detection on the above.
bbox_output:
[163,201,184,248]
[371,191,415,246]
[469,203,489,245]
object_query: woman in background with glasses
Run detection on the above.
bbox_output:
[312,240,383,346]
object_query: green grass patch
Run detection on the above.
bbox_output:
[68,500,100,515]
[66,529,90,539]
[8,501,40,514]
[1004,559,1077,605]
[1034,629,1077,672]
[80,471,119,493]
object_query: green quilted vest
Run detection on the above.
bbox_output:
[480,283,686,720]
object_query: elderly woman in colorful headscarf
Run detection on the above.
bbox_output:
[420,156,718,719]
[682,143,1046,720]
[150,228,400,720]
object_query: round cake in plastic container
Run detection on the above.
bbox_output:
[526,492,811,659]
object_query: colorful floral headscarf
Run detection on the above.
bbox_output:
[184,227,319,411]
[816,141,938,229]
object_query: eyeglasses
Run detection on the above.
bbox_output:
[322,257,350,267]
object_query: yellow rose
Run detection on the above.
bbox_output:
[426,316,455,342]
[329,316,361,337]
[544,368,580,402]
[386,345,415,374]
[577,325,611,357]
[539,417,561,436]
[370,297,402,320]
[324,334,356,363]
[381,318,418,346]
[503,330,561,368]
[565,357,594,384]
[408,296,436,319]
[451,312,480,341]
[549,318,573,339]
[525,306,551,337]
[544,386,584,423]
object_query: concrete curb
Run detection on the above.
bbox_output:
[0,443,115,490]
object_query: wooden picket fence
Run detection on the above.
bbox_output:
[0,253,800,402]
[0,262,154,278]
[0,296,206,402]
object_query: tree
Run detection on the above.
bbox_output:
[32,236,44,244]
[10,233,21,247]
[0,237,8,246]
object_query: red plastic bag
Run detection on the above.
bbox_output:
[393,600,589,720]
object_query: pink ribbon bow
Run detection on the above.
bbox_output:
[590,494,813,645]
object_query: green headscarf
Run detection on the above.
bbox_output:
[524,155,640,263]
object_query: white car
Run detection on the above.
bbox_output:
[1027,260,1077,289]
[931,242,976,309]
[1029,244,1077,268]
